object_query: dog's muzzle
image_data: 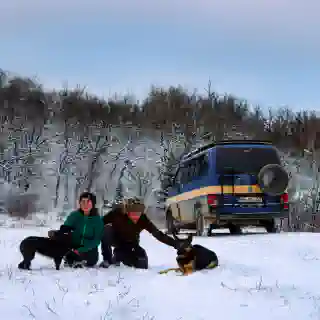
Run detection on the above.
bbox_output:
[176,246,195,275]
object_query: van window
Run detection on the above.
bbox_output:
[178,162,193,184]
[177,153,209,185]
[197,154,209,176]
[216,146,280,175]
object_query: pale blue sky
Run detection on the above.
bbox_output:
[1,0,320,111]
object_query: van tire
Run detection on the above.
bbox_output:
[228,223,242,235]
[166,210,177,235]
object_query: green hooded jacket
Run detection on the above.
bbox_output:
[62,209,104,253]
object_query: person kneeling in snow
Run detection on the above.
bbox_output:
[99,197,187,269]
[18,192,104,270]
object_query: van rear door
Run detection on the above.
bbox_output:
[214,145,285,212]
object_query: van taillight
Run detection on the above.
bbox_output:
[208,194,218,207]
[280,193,289,209]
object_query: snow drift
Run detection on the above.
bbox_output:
[0,226,319,320]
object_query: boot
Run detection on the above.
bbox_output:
[112,254,121,266]
[99,260,111,268]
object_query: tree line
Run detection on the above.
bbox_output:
[1,71,319,152]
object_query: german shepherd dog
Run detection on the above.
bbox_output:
[160,232,219,276]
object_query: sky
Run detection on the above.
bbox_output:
[1,0,320,111]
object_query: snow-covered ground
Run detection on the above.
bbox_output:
[0,226,319,319]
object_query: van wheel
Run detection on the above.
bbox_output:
[228,223,242,235]
[263,219,277,233]
[166,211,177,235]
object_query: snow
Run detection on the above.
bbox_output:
[0,226,320,320]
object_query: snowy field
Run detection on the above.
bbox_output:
[0,226,320,320]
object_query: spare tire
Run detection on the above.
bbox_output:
[257,164,289,196]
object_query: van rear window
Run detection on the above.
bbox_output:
[216,146,281,174]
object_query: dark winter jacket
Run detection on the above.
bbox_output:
[58,209,104,253]
[102,207,177,248]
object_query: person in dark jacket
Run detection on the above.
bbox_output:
[18,192,104,270]
[99,197,186,269]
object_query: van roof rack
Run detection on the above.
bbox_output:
[182,139,273,160]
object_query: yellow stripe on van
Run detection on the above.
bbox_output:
[166,185,262,204]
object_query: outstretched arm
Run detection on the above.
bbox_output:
[140,214,177,248]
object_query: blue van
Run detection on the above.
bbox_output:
[165,140,289,236]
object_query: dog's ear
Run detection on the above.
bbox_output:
[171,229,179,241]
[172,230,194,253]
[185,234,193,246]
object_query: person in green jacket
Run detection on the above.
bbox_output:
[18,192,104,270]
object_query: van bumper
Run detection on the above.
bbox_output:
[204,210,289,224]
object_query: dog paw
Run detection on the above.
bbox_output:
[18,261,31,270]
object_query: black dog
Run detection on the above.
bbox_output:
[18,232,79,270]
